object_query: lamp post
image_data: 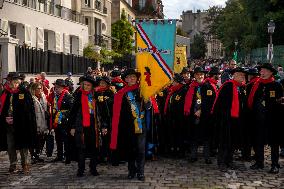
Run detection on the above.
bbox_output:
[0,0,4,9]
[267,20,275,64]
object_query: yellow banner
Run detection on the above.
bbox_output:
[174,46,187,73]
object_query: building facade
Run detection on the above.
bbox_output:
[81,0,112,50]
[0,0,89,55]
[112,0,136,23]
[132,0,163,19]
[181,10,224,59]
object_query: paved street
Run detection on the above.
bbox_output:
[0,148,283,189]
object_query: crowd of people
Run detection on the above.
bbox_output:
[0,61,284,181]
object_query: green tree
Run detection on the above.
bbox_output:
[111,10,134,55]
[191,34,207,59]
[83,44,101,61]
[176,27,188,37]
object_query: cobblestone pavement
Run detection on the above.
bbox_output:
[0,149,283,189]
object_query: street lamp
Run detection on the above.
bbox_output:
[0,0,4,9]
[267,20,275,63]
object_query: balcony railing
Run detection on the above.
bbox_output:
[7,0,85,24]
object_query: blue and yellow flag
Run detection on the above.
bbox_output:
[174,45,187,73]
[135,20,177,100]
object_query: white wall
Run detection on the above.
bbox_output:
[0,1,88,55]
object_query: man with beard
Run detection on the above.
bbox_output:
[248,63,283,174]
[212,67,247,170]
[184,67,207,163]
[0,72,37,174]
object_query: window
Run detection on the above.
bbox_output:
[44,31,48,51]
[85,17,89,25]
[9,23,17,39]
[70,36,73,54]
[85,0,90,7]
[139,0,146,10]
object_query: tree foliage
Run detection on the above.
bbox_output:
[176,27,188,37]
[191,34,207,59]
[207,0,284,56]
[111,10,134,55]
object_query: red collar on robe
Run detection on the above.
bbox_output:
[184,80,203,115]
[0,85,19,115]
[247,77,275,109]
[211,80,244,118]
[163,84,183,114]
[110,84,139,150]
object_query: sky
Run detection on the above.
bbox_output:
[163,0,227,19]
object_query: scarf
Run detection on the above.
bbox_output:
[163,84,183,114]
[211,80,243,118]
[110,84,139,150]
[53,89,68,128]
[247,77,275,109]
[184,81,202,115]
[112,77,126,85]
[32,94,47,132]
[249,76,260,85]
[204,77,218,94]
[0,85,19,115]
[81,89,94,127]
[150,96,160,114]
[95,86,109,93]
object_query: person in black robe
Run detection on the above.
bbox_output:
[70,75,99,177]
[164,74,188,157]
[0,72,37,174]
[184,67,208,163]
[199,66,221,164]
[49,79,74,163]
[110,69,146,181]
[110,68,125,92]
[248,63,283,174]
[212,67,247,170]
[94,76,115,163]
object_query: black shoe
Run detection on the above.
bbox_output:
[269,166,279,174]
[250,163,264,170]
[52,157,63,162]
[226,163,238,170]
[90,169,99,176]
[205,159,212,164]
[190,158,198,163]
[77,171,84,177]
[137,174,145,181]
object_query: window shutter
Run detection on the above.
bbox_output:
[63,33,70,54]
[24,24,32,46]
[37,27,44,50]
[55,32,61,52]
[0,19,8,36]
[78,36,83,56]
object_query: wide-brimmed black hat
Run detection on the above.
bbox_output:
[173,73,184,84]
[122,69,141,81]
[110,69,121,77]
[53,79,66,87]
[246,68,259,76]
[180,67,190,74]
[193,67,207,74]
[230,67,248,74]
[77,76,85,85]
[208,66,221,75]
[4,72,21,80]
[257,63,277,75]
[97,76,111,85]
[82,75,96,86]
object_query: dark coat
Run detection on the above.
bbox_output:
[249,81,283,145]
[94,89,114,129]
[199,80,218,140]
[212,82,246,149]
[51,91,74,129]
[0,88,37,151]
[116,89,146,155]
[69,91,98,153]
